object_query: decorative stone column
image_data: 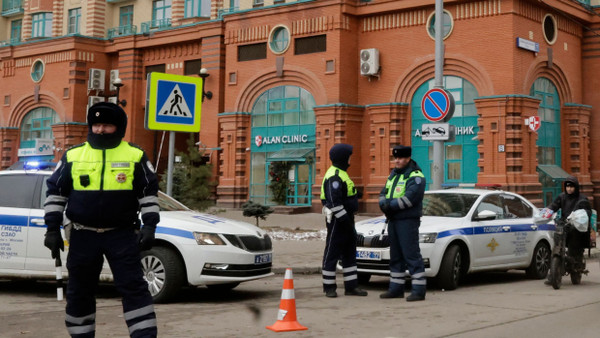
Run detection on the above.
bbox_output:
[216,112,251,208]
[582,22,600,212]
[474,95,542,205]
[51,122,88,162]
[313,103,364,212]
[562,103,592,197]
[364,103,409,214]
[0,127,19,169]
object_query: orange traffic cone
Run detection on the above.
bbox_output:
[266,268,308,332]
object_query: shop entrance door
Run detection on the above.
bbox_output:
[287,163,312,206]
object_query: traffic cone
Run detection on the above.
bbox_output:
[266,268,308,332]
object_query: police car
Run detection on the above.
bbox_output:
[354,188,554,290]
[0,162,273,303]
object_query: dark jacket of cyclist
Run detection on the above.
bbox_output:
[547,175,591,260]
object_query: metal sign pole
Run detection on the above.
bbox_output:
[167,130,175,196]
[432,0,445,190]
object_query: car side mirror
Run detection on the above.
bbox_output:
[474,210,497,221]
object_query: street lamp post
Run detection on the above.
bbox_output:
[112,77,127,107]
[198,68,213,102]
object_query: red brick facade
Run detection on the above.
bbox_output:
[1,0,599,211]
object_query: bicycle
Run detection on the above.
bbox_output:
[548,216,589,290]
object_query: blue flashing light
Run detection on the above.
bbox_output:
[24,161,41,169]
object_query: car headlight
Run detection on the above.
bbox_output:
[193,232,226,245]
[419,232,437,243]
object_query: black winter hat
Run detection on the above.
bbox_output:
[329,143,353,170]
[393,145,411,158]
[87,102,128,138]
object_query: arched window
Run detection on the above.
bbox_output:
[249,86,316,206]
[19,107,59,160]
[530,77,561,205]
[411,76,479,187]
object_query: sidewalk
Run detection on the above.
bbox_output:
[209,208,371,274]
[209,208,600,275]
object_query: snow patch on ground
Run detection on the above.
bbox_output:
[266,229,326,241]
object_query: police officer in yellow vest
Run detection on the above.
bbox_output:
[379,145,427,301]
[43,102,159,337]
[321,143,368,298]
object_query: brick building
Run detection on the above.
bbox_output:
[1,0,599,213]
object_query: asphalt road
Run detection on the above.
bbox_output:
[1,258,599,338]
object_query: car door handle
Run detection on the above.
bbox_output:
[502,226,511,232]
[30,218,45,225]
[530,225,538,231]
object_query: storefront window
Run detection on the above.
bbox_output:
[411,76,479,187]
[249,86,316,206]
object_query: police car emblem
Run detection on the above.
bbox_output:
[116,172,127,183]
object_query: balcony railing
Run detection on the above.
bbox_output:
[140,18,171,34]
[0,37,21,46]
[107,25,137,39]
[2,0,24,17]
[218,6,239,19]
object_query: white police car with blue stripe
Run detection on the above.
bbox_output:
[354,188,554,289]
[0,162,273,303]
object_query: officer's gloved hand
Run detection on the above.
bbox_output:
[44,231,64,259]
[379,197,389,214]
[137,225,156,251]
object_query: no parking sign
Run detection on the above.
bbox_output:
[421,88,455,122]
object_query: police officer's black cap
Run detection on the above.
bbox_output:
[87,102,128,135]
[392,145,411,158]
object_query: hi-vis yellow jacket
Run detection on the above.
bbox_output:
[44,141,159,231]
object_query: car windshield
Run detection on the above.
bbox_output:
[158,191,190,211]
[423,192,479,217]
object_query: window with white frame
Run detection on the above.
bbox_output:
[152,0,172,23]
[32,12,52,38]
[68,8,81,34]
[185,0,211,18]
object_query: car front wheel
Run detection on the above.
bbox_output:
[436,244,462,290]
[141,246,185,303]
[525,241,550,279]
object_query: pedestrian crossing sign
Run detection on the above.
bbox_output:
[145,72,203,132]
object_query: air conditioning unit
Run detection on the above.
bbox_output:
[360,48,380,76]
[88,96,105,107]
[109,69,119,91]
[88,68,106,90]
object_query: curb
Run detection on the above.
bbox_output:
[272,252,600,275]
[273,267,322,275]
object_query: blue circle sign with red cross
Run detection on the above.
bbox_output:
[421,88,455,122]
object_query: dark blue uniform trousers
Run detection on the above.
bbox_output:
[322,217,359,292]
[387,217,426,296]
[65,228,157,338]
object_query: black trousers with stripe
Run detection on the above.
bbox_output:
[322,217,359,292]
[65,227,157,337]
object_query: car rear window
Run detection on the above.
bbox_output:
[423,193,479,217]
[0,174,38,208]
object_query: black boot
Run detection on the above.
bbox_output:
[406,293,425,302]
[344,288,368,296]
[380,291,404,299]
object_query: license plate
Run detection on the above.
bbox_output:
[254,253,272,264]
[356,250,381,261]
